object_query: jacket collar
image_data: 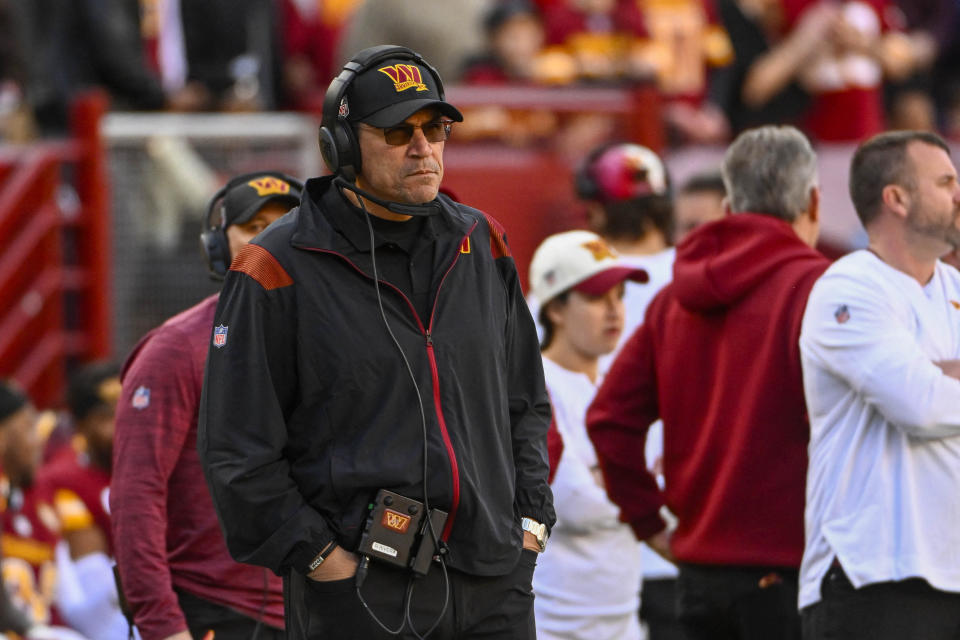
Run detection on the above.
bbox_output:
[290,176,473,253]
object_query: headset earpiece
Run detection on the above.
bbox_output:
[319,45,445,181]
[200,226,231,281]
[199,171,304,280]
[319,117,360,182]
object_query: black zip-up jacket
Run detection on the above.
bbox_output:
[198,177,555,577]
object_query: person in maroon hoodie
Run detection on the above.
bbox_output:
[587,125,830,640]
[110,172,302,640]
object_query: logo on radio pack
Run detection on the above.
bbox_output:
[382,509,412,534]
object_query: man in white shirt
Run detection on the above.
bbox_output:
[799,130,960,640]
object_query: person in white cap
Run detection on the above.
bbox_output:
[529,230,649,640]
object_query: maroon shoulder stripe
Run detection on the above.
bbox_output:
[482,213,511,259]
[230,244,293,290]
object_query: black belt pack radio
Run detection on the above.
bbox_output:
[357,489,448,576]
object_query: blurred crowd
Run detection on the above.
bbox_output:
[1,0,960,145]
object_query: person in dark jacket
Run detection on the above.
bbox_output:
[586,125,830,640]
[198,45,555,640]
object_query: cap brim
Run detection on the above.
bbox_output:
[573,267,649,296]
[361,99,464,127]
[229,194,300,226]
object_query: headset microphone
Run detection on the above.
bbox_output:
[333,176,441,218]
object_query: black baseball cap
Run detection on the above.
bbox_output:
[222,174,302,227]
[343,56,463,128]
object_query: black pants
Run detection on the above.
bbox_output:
[675,563,801,640]
[801,563,960,640]
[177,589,285,640]
[284,549,537,639]
[641,578,687,640]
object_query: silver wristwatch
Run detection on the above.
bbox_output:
[521,517,548,552]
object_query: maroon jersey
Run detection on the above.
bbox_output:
[1,477,62,627]
[35,441,113,555]
[111,294,284,640]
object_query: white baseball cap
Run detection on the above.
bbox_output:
[529,230,649,304]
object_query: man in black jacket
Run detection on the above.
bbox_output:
[198,45,555,640]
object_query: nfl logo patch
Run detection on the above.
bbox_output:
[213,324,228,348]
[834,304,850,324]
[132,386,150,410]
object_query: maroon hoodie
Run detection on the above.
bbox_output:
[587,213,829,568]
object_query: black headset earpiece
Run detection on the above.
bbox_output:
[199,171,304,280]
[319,45,445,182]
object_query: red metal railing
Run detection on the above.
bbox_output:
[0,92,113,407]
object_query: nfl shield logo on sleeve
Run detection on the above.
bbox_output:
[213,324,228,348]
[132,386,150,410]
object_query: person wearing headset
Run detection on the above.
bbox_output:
[111,172,301,640]
[197,45,555,640]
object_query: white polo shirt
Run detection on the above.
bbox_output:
[534,358,642,639]
[798,250,960,609]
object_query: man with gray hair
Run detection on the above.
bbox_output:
[799,130,960,639]
[587,125,829,640]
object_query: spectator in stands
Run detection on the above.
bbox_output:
[277,0,362,111]
[674,170,726,242]
[34,362,131,640]
[537,0,651,84]
[884,0,955,131]
[337,0,491,82]
[462,0,546,85]
[713,0,827,134]
[19,0,169,135]
[153,0,282,112]
[799,130,960,640]
[111,172,301,640]
[715,0,932,141]
[457,1,561,146]
[529,230,648,640]
[587,125,830,640]
[933,6,960,138]
[640,0,733,146]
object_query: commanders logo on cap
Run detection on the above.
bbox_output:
[378,64,428,93]
[246,177,291,197]
[583,239,616,262]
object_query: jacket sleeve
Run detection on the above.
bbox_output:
[800,271,960,439]
[493,224,556,531]
[587,315,667,541]
[111,325,194,640]
[198,257,334,575]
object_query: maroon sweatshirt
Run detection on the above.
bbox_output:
[587,214,829,568]
[111,295,284,640]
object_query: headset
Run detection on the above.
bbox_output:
[199,171,304,280]
[319,45,445,218]
[320,44,445,183]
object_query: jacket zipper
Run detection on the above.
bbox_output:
[305,221,477,541]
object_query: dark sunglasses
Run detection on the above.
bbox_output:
[363,120,454,146]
